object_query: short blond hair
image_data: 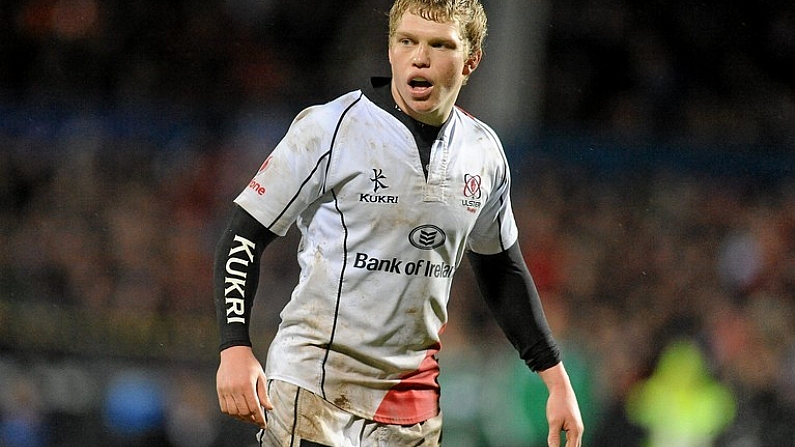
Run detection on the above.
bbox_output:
[388,0,488,58]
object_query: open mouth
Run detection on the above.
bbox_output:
[409,78,433,89]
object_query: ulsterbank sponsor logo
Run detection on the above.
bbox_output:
[352,226,452,278]
[409,225,446,250]
[352,253,454,278]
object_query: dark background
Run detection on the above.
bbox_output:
[1,1,793,446]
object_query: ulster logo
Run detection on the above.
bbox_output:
[463,174,482,199]
[462,174,482,212]
[409,225,447,250]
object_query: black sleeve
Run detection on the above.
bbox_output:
[213,205,279,351]
[467,242,561,372]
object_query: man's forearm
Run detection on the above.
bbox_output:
[467,242,561,371]
[213,205,278,350]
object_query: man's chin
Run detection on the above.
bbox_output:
[406,107,445,126]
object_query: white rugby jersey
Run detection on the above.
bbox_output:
[235,79,519,425]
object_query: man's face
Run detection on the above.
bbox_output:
[389,11,480,127]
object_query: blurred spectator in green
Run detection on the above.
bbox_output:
[626,338,736,447]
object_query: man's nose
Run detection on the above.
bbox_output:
[412,44,430,66]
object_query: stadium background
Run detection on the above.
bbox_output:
[1,0,793,446]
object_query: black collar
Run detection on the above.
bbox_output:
[363,77,442,144]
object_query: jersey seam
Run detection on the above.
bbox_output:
[318,94,362,398]
[265,93,364,231]
[322,92,364,195]
[266,153,331,231]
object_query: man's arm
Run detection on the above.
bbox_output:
[467,242,583,446]
[213,205,279,428]
[466,242,559,371]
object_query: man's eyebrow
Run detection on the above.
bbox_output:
[394,29,460,44]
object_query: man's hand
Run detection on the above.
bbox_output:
[216,346,272,428]
[538,362,584,447]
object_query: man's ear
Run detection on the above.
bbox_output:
[463,50,482,76]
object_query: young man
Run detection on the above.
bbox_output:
[214,1,584,446]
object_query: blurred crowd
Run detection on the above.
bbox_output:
[1,0,794,446]
[1,0,793,143]
[543,0,795,146]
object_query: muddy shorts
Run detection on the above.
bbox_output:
[257,380,443,447]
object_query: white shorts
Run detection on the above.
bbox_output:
[257,380,443,447]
